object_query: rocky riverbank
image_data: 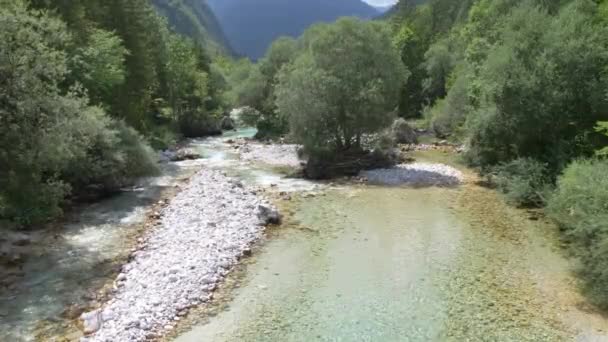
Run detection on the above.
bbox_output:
[82,169,280,342]
[234,141,302,168]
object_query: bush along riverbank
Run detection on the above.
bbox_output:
[81,169,280,341]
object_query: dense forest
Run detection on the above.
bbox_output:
[228,0,608,307]
[0,0,229,225]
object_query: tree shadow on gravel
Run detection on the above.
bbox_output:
[362,168,462,188]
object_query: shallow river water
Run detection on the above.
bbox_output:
[2,130,607,341]
[172,162,608,341]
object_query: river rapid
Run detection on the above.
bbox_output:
[1,130,607,341]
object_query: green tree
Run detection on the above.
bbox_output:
[465,1,608,172]
[0,1,157,224]
[392,23,428,118]
[226,59,267,110]
[276,18,406,152]
[547,158,608,308]
[0,1,81,222]
[69,28,127,105]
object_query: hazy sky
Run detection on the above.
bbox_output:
[362,0,398,7]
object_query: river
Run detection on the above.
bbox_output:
[1,130,607,341]
[170,179,608,341]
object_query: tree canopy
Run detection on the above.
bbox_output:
[0,0,230,224]
[275,18,406,152]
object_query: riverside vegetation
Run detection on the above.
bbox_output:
[2,0,608,329]
[0,0,229,225]
[228,0,608,309]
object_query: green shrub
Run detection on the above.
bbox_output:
[149,124,180,150]
[547,159,608,308]
[464,1,608,171]
[492,158,551,207]
[597,121,608,157]
[425,72,469,138]
[60,116,160,197]
[0,2,158,225]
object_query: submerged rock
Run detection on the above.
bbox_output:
[159,148,202,162]
[172,148,201,161]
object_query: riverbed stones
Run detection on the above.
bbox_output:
[239,142,302,167]
[82,169,278,342]
[80,309,103,335]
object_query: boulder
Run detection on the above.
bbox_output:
[392,118,418,144]
[257,204,282,225]
[159,150,177,163]
[220,116,236,131]
[172,148,201,161]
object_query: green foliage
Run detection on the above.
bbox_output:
[547,159,608,308]
[69,28,127,105]
[224,59,267,109]
[221,37,298,136]
[258,37,298,81]
[422,35,461,101]
[393,23,427,118]
[0,1,157,225]
[62,118,159,192]
[465,1,608,172]
[597,121,608,156]
[491,158,551,207]
[275,18,406,153]
[390,7,431,118]
[425,69,469,138]
[159,33,220,137]
[32,0,225,136]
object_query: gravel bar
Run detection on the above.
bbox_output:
[82,169,279,342]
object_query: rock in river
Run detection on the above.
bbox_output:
[257,204,282,225]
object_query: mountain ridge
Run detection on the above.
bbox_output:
[151,0,234,55]
[207,0,379,59]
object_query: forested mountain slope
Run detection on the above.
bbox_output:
[151,0,234,55]
[207,0,378,59]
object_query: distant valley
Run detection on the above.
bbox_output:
[207,0,379,59]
